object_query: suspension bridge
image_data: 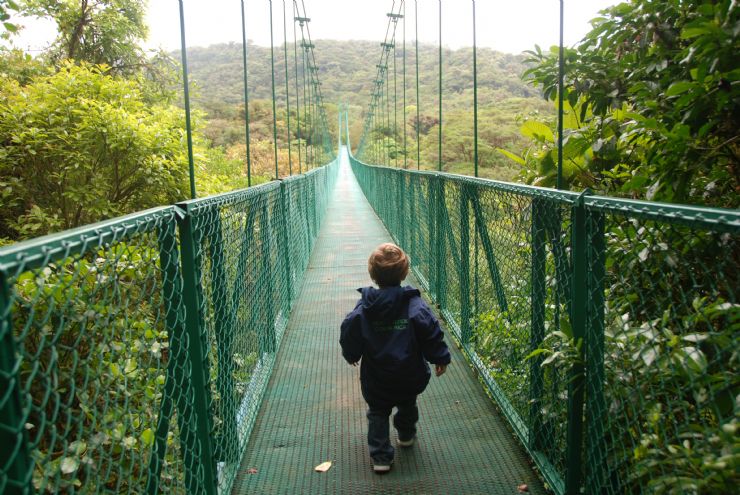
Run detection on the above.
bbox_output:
[1,1,738,495]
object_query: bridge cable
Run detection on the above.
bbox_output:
[269,0,280,179]
[415,0,420,169]
[283,0,293,175]
[438,0,442,172]
[292,0,302,173]
[240,0,253,187]
[177,0,196,198]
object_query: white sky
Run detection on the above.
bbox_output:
[11,0,618,55]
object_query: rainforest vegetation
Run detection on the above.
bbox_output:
[0,1,737,494]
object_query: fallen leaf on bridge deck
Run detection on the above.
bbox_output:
[517,483,529,492]
[314,461,333,472]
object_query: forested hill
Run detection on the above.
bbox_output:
[179,40,551,180]
[183,40,539,107]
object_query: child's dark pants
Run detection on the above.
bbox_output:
[366,397,418,464]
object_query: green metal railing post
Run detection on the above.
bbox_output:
[528,198,546,453]
[205,215,238,464]
[585,209,607,494]
[280,182,294,305]
[0,271,34,495]
[147,221,191,494]
[460,189,471,343]
[565,192,588,495]
[176,204,218,495]
[258,196,277,354]
[436,177,447,309]
[427,177,437,297]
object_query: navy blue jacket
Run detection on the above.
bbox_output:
[340,285,451,403]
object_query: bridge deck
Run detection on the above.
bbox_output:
[233,149,546,494]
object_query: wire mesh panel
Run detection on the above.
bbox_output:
[0,154,339,495]
[0,207,202,494]
[583,199,740,495]
[349,152,740,495]
[178,158,339,494]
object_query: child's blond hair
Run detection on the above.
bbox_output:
[368,243,409,287]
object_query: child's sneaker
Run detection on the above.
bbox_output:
[372,461,393,474]
[398,435,415,447]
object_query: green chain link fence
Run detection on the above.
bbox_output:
[0,157,338,494]
[349,152,739,495]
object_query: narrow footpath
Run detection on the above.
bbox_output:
[233,148,546,494]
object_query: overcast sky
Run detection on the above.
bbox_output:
[12,0,618,55]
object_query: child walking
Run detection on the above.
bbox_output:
[340,243,451,473]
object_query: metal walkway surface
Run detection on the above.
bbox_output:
[233,148,546,494]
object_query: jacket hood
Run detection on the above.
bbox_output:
[357,285,420,321]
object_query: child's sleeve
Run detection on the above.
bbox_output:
[339,304,363,364]
[413,303,451,365]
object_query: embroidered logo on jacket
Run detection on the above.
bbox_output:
[372,319,408,332]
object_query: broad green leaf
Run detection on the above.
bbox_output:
[520,121,554,142]
[60,457,79,474]
[665,81,694,97]
[495,148,525,165]
[141,428,155,447]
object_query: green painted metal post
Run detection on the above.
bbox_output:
[205,215,238,464]
[147,221,189,494]
[471,195,509,315]
[565,194,588,495]
[427,177,437,297]
[280,182,294,306]
[460,188,471,343]
[585,209,607,494]
[0,271,34,494]
[528,198,546,453]
[176,204,218,495]
[258,195,277,355]
[436,177,447,310]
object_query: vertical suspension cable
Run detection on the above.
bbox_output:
[292,1,302,173]
[385,65,390,166]
[302,34,310,168]
[240,0,253,187]
[178,0,196,198]
[415,0,420,169]
[438,0,442,172]
[283,0,292,175]
[472,0,478,178]
[557,0,565,190]
[403,0,407,169]
[269,0,280,179]
[393,25,398,168]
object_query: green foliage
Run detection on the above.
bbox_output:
[12,243,180,492]
[20,0,148,75]
[1,0,20,38]
[0,62,189,238]
[508,0,739,207]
